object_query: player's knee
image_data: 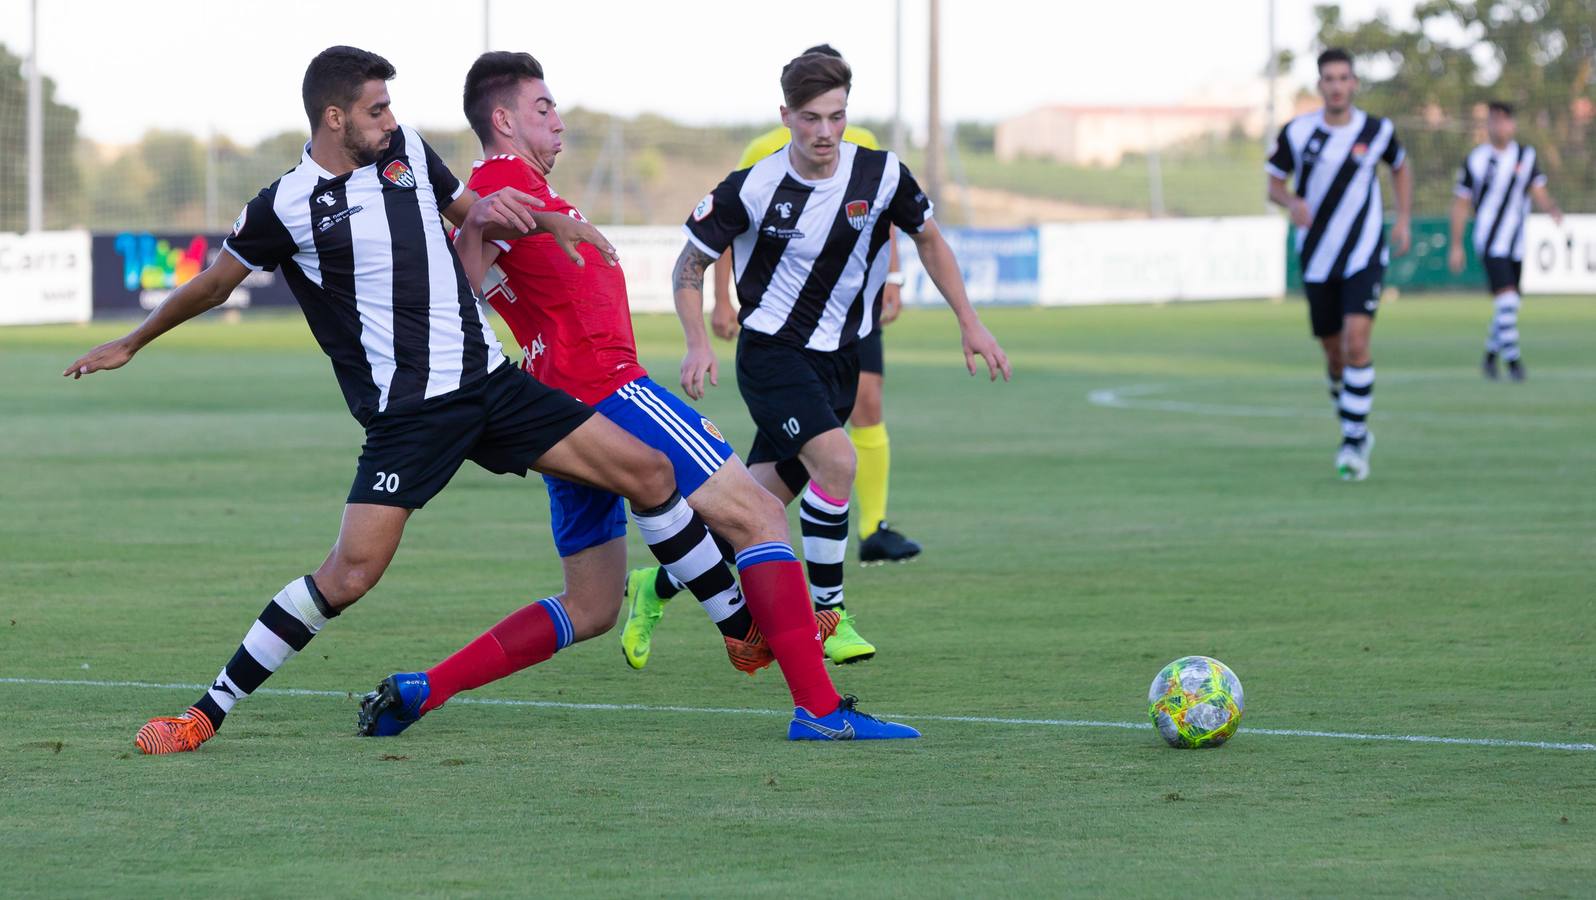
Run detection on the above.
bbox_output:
[562,591,622,641]
[629,448,675,507]
[321,563,384,605]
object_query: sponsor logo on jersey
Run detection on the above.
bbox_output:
[693,194,714,221]
[316,206,364,232]
[701,418,724,442]
[382,159,416,189]
[762,225,804,240]
[775,201,794,219]
[316,192,337,207]
[846,199,870,230]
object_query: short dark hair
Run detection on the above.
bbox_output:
[802,43,844,59]
[781,52,852,110]
[1317,47,1354,74]
[1488,100,1515,117]
[464,51,546,145]
[302,46,396,132]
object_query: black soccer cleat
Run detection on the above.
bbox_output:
[1507,359,1526,382]
[859,521,922,566]
[1481,352,1499,381]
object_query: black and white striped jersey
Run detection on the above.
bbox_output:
[1267,107,1406,283]
[684,142,933,351]
[1455,141,1545,261]
[223,126,504,424]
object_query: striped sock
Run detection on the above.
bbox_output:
[1493,291,1522,361]
[420,597,572,713]
[1338,363,1375,446]
[192,575,339,731]
[799,484,850,611]
[631,492,751,637]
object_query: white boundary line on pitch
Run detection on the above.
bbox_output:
[1085,383,1584,425]
[2,676,1592,753]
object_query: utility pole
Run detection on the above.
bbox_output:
[892,0,905,154]
[27,0,43,232]
[1264,0,1278,213]
[926,0,943,204]
[483,0,491,53]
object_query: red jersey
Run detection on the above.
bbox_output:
[468,155,645,405]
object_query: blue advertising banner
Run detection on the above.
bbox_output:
[898,226,1039,305]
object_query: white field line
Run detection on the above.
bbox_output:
[2,676,1591,753]
[1086,383,1583,425]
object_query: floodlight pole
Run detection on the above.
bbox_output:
[892,0,905,153]
[27,0,43,232]
[926,0,943,204]
[1265,0,1278,213]
[483,0,491,53]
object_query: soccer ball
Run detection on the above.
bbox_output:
[1147,656,1244,748]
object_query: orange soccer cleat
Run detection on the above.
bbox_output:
[723,609,841,675]
[135,707,217,755]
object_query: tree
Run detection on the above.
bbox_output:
[0,43,83,230]
[1315,0,1596,214]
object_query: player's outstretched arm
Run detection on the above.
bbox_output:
[1530,183,1564,226]
[711,250,739,341]
[63,253,251,379]
[1448,194,1472,274]
[673,243,720,400]
[908,220,1012,383]
[1268,176,1312,228]
[1390,162,1414,256]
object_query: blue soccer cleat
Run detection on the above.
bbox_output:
[787,695,921,741]
[356,672,430,737]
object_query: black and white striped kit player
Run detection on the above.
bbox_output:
[1455,140,1546,373]
[684,141,932,353]
[683,140,932,614]
[224,125,504,424]
[1268,106,1406,330]
[1456,141,1543,266]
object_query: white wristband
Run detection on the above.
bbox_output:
[885,272,906,287]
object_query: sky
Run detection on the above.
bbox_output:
[0,0,1414,145]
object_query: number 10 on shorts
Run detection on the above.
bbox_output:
[781,417,801,439]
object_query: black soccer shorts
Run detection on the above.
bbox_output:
[1303,263,1384,338]
[735,330,860,466]
[1482,256,1523,294]
[858,327,885,376]
[347,362,593,509]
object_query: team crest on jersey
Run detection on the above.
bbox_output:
[382,159,416,189]
[1351,143,1369,160]
[701,418,724,442]
[846,199,870,230]
[693,194,714,221]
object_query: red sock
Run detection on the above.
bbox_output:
[738,557,841,716]
[420,599,567,713]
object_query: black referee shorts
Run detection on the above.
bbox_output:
[348,362,594,509]
[1482,256,1523,293]
[1304,263,1384,338]
[858,327,885,376]
[736,330,860,466]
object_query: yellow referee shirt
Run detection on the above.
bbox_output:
[736,125,882,170]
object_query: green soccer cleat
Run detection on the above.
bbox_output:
[823,610,876,665]
[620,567,669,670]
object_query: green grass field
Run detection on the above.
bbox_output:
[3,297,1593,897]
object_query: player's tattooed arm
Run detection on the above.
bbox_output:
[672,243,716,293]
[672,243,721,400]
